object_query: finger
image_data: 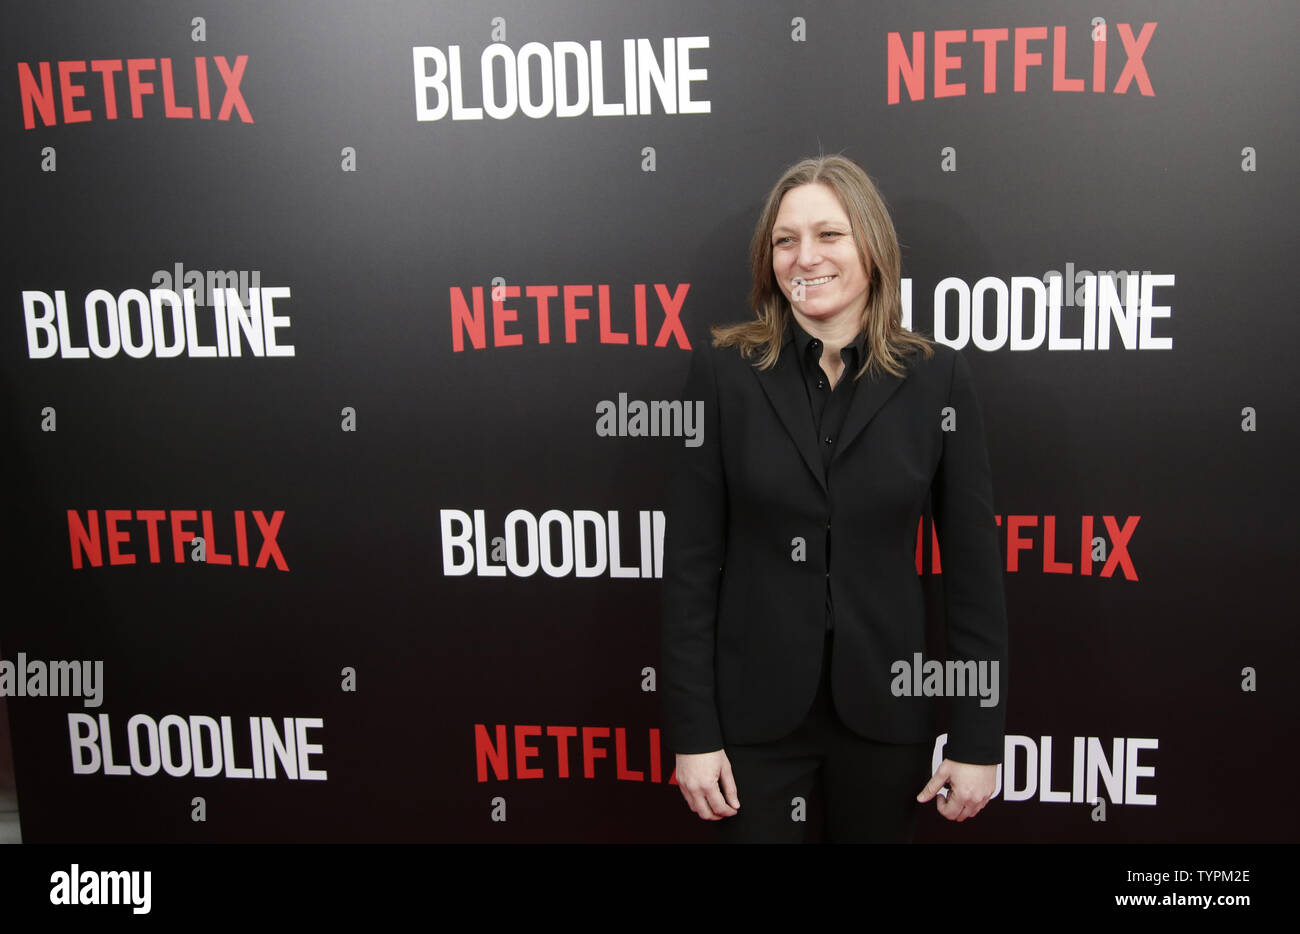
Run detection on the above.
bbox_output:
[963,796,988,820]
[950,792,978,822]
[680,784,716,820]
[704,782,738,818]
[693,794,721,820]
[952,786,991,820]
[719,758,741,811]
[917,768,949,803]
[936,789,970,822]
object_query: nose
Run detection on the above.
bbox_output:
[797,237,822,269]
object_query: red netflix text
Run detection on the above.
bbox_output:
[67,509,288,571]
[887,23,1156,104]
[450,283,691,352]
[475,724,677,784]
[18,55,253,129]
[915,514,1140,580]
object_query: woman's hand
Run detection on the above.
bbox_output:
[675,750,740,820]
[917,759,998,821]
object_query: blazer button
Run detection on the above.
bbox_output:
[824,436,833,445]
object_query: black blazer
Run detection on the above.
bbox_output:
[660,325,1008,765]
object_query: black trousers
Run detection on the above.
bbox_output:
[715,634,934,843]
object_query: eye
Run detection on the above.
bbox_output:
[820,231,843,239]
[773,236,793,246]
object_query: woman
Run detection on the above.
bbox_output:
[660,155,1009,842]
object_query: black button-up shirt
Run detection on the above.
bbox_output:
[789,318,868,631]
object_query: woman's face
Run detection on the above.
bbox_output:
[770,183,871,329]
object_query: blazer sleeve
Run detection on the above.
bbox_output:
[932,348,1009,765]
[659,344,728,754]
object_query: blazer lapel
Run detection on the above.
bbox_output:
[753,326,828,494]
[833,362,905,466]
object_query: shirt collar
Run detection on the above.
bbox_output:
[788,317,868,374]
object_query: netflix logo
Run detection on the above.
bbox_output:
[887,22,1156,104]
[17,55,252,129]
[67,509,288,571]
[450,283,691,352]
[475,723,676,784]
[916,514,1140,580]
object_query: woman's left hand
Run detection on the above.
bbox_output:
[917,759,998,822]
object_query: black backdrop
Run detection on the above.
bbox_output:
[2,0,1296,842]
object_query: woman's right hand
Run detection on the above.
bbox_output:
[675,750,740,820]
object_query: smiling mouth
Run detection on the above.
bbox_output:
[793,275,835,287]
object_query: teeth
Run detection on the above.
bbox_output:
[796,275,834,286]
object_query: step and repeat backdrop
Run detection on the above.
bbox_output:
[1,0,1295,843]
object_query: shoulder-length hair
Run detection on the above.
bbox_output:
[713,154,933,379]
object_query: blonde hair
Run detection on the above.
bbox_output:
[713,155,932,378]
